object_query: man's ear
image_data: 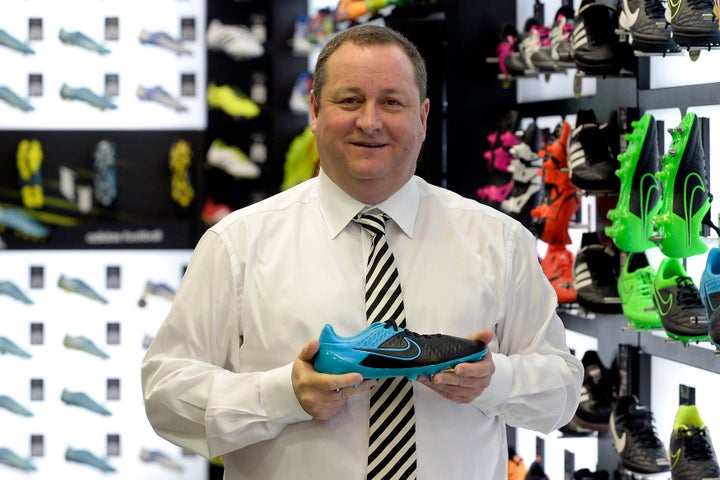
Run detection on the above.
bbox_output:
[309,90,319,133]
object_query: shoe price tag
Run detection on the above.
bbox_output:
[251,73,267,104]
[573,72,582,99]
[250,83,266,104]
[251,14,267,43]
[250,135,267,164]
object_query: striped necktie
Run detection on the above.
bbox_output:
[353,211,417,480]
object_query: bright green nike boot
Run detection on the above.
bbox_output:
[605,113,661,252]
[618,251,661,330]
[652,112,710,259]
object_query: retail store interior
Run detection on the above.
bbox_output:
[3,0,720,479]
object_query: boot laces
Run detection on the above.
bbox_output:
[676,277,705,309]
[679,426,715,460]
[646,0,667,17]
[688,0,715,10]
[629,410,663,447]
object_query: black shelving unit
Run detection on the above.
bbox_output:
[204,0,309,211]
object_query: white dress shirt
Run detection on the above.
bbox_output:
[142,169,583,479]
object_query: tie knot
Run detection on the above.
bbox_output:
[353,212,387,237]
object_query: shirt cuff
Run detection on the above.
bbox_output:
[473,353,512,412]
[260,363,313,423]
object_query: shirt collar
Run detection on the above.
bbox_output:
[317,169,419,239]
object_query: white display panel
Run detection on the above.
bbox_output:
[0,0,207,130]
[514,428,599,479]
[0,249,209,480]
[650,52,720,90]
[516,73,597,104]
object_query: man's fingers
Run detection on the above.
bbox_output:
[300,339,320,363]
[468,329,493,345]
[322,373,368,392]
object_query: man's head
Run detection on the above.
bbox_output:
[309,25,430,205]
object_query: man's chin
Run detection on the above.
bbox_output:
[346,157,393,178]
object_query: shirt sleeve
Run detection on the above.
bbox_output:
[141,230,312,459]
[472,222,584,434]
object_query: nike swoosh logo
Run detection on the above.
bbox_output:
[639,173,661,241]
[668,0,682,20]
[623,0,640,27]
[653,286,674,316]
[670,448,682,470]
[683,172,707,248]
[356,337,421,360]
[619,276,633,299]
[610,412,628,453]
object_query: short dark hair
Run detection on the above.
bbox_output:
[312,24,428,104]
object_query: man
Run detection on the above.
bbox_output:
[142,24,582,479]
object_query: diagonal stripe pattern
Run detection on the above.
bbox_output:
[353,212,417,480]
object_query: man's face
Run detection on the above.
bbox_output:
[310,42,429,204]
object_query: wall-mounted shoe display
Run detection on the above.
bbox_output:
[618,251,661,330]
[606,113,662,253]
[574,350,618,432]
[0,336,32,358]
[653,112,711,259]
[206,19,264,60]
[653,257,709,343]
[610,394,670,475]
[618,0,680,54]
[574,232,623,314]
[65,446,116,472]
[669,403,720,479]
[700,247,720,349]
[58,274,108,304]
[59,28,111,55]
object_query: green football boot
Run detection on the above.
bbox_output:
[606,113,661,252]
[652,112,710,259]
[618,251,661,330]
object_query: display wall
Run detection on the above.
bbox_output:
[1,1,310,477]
[1,0,207,131]
[0,250,201,480]
[505,0,720,478]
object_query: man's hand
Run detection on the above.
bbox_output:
[292,339,376,420]
[416,330,494,403]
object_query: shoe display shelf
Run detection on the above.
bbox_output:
[485,55,574,89]
[204,0,309,212]
[504,70,719,479]
[559,299,720,478]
